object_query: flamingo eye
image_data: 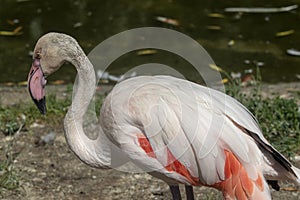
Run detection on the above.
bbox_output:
[35,52,41,59]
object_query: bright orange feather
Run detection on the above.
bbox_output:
[138,135,199,185]
[213,150,264,199]
[138,135,267,199]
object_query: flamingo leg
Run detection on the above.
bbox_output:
[169,185,182,200]
[185,185,194,200]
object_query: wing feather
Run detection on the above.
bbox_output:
[105,75,267,185]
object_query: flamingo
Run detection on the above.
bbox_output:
[28,32,300,200]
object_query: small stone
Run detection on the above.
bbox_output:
[55,185,61,192]
[38,172,47,177]
[32,177,43,182]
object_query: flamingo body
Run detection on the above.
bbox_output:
[27,33,300,200]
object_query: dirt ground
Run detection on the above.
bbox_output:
[0,82,299,200]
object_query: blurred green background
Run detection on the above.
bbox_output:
[0,0,299,83]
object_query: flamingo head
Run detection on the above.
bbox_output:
[28,32,77,114]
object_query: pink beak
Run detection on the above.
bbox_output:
[28,58,47,114]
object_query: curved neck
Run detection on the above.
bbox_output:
[64,52,110,168]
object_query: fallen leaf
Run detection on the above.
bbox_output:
[209,64,224,72]
[137,49,157,56]
[206,25,221,30]
[225,5,298,13]
[7,20,15,25]
[221,78,228,84]
[13,26,23,34]
[0,26,23,36]
[207,13,225,18]
[51,80,65,85]
[156,16,180,26]
[18,81,28,86]
[216,78,228,85]
[286,49,300,56]
[276,29,294,37]
[281,187,298,191]
[73,22,83,28]
[3,82,15,86]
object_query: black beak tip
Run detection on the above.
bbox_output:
[33,97,46,115]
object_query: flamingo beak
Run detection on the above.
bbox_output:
[28,58,47,114]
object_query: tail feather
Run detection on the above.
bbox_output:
[245,129,300,184]
[291,166,300,184]
[245,129,295,176]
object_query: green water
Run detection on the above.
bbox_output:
[0,0,299,83]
